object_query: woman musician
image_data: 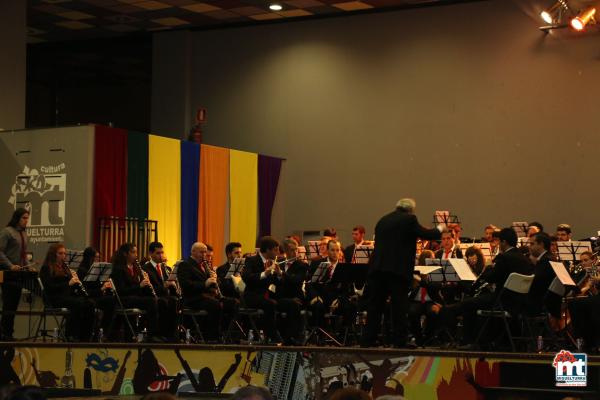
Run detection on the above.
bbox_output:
[109,243,162,341]
[39,243,95,341]
[76,247,116,340]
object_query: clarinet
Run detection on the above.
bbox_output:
[69,267,88,297]
[204,260,222,299]
[136,261,157,299]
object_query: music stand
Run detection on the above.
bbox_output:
[225,258,246,279]
[511,221,529,238]
[66,249,84,270]
[311,262,330,283]
[353,244,373,264]
[517,237,530,248]
[432,211,460,226]
[458,243,492,260]
[425,259,460,283]
[83,262,112,284]
[557,241,591,263]
[307,241,320,259]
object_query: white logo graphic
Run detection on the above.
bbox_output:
[553,350,587,387]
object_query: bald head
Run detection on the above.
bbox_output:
[191,242,208,262]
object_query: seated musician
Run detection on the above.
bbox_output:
[569,251,600,353]
[216,242,243,299]
[76,247,116,340]
[39,243,95,341]
[526,233,557,316]
[276,238,309,345]
[177,242,227,342]
[465,246,485,276]
[408,250,442,346]
[0,208,30,340]
[343,225,366,264]
[141,242,178,340]
[434,230,463,259]
[556,223,572,242]
[306,239,356,330]
[482,224,498,245]
[242,236,284,343]
[110,243,162,341]
[438,228,532,348]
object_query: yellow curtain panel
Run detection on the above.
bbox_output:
[148,135,181,262]
[198,145,229,266]
[229,150,258,255]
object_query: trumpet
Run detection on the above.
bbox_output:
[69,268,88,297]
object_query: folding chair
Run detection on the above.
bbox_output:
[474,273,534,352]
[34,278,70,342]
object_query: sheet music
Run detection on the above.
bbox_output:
[511,221,528,238]
[83,262,112,282]
[434,210,450,224]
[353,244,374,264]
[556,241,592,262]
[66,249,84,270]
[550,261,576,286]
[414,266,441,275]
[311,261,330,283]
[448,258,477,281]
[226,257,246,279]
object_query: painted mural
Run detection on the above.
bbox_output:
[0,345,595,399]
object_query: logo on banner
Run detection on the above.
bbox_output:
[553,350,587,387]
[8,164,66,243]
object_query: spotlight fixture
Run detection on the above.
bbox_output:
[540,0,570,24]
[269,3,283,11]
[571,6,596,31]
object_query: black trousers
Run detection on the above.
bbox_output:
[120,296,159,336]
[243,293,280,341]
[276,297,303,342]
[1,283,22,338]
[50,295,95,341]
[362,271,409,347]
[184,295,223,341]
[93,295,117,333]
[157,296,178,339]
[408,300,438,343]
[569,295,600,349]
[439,293,495,344]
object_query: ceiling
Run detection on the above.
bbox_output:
[28,0,484,42]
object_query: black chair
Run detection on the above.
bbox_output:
[34,277,69,342]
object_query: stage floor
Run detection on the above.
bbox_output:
[1,342,598,399]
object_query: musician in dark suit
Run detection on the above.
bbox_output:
[110,243,161,341]
[276,238,309,344]
[177,242,223,341]
[0,208,30,340]
[39,243,96,341]
[241,236,284,343]
[434,230,463,259]
[361,198,443,348]
[141,242,178,340]
[216,242,243,299]
[306,239,356,331]
[439,228,533,347]
[343,225,366,263]
[527,233,557,316]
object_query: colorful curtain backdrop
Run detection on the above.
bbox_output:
[93,125,127,245]
[148,135,181,262]
[230,150,258,254]
[126,131,148,219]
[198,145,229,266]
[258,155,283,237]
[180,141,200,259]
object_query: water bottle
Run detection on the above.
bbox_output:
[259,330,265,344]
[185,329,191,344]
[247,330,254,345]
[53,327,58,341]
[536,335,543,353]
[576,338,584,352]
[98,328,104,343]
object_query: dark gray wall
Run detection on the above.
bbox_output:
[0,1,26,130]
[153,0,600,243]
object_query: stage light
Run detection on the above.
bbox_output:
[540,0,570,24]
[571,7,596,31]
[269,3,283,11]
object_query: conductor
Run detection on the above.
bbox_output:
[361,198,444,348]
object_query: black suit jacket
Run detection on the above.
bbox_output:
[306,258,353,303]
[370,209,442,282]
[479,247,533,291]
[528,252,556,310]
[434,247,464,259]
[343,244,356,264]
[142,261,170,297]
[277,260,309,300]
[216,262,240,299]
[241,254,280,298]
[110,263,145,297]
[176,257,211,299]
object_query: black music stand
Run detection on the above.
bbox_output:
[432,212,460,226]
[511,221,528,238]
[225,258,245,279]
[353,244,373,264]
[310,262,330,283]
[557,241,591,263]
[307,241,321,259]
[66,249,84,270]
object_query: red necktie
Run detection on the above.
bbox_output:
[19,230,26,266]
[156,263,163,282]
[445,250,451,259]
[420,287,427,304]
